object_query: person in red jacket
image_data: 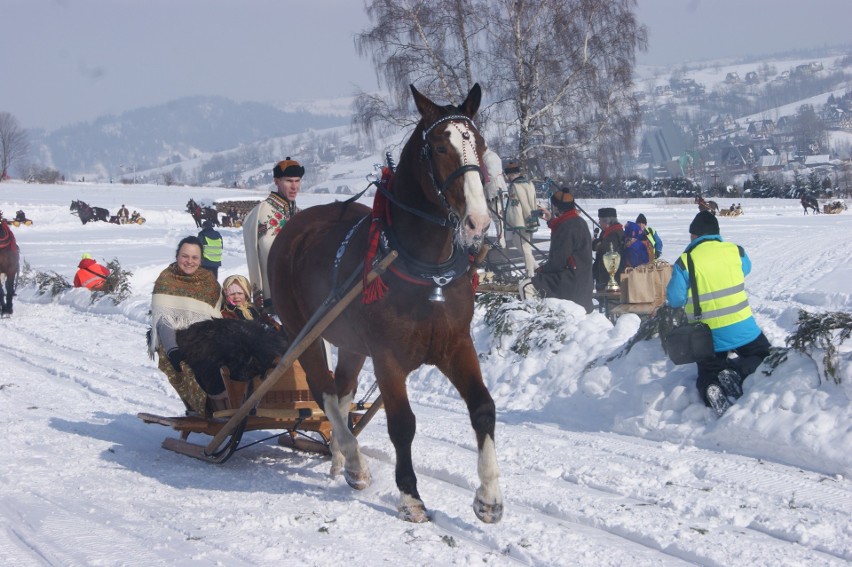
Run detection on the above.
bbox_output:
[73,253,109,290]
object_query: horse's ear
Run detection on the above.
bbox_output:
[459,83,481,118]
[410,84,440,123]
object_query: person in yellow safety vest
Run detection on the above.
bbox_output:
[635,213,663,259]
[665,210,770,417]
[197,219,223,279]
[73,253,110,291]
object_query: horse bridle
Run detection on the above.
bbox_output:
[420,114,484,228]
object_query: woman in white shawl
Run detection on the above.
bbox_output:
[149,236,222,415]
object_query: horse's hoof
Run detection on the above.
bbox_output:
[473,498,504,524]
[344,468,371,490]
[399,502,429,523]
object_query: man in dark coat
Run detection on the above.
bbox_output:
[197,219,223,278]
[592,207,625,291]
[530,190,593,312]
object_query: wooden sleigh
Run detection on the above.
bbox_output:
[137,252,396,463]
[137,361,381,458]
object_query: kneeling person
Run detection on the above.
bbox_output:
[665,211,771,417]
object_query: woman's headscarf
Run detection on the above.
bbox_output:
[148,263,221,357]
[222,274,256,320]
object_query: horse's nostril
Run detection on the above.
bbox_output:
[466,217,476,230]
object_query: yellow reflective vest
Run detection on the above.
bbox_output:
[201,234,223,264]
[680,241,752,330]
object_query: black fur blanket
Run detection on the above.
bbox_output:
[176,318,289,394]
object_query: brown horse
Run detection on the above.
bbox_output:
[268,84,502,523]
[0,220,20,317]
[186,199,220,228]
[800,195,820,215]
[696,196,719,215]
[70,200,110,224]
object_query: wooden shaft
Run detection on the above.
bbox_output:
[205,251,397,455]
[351,395,383,437]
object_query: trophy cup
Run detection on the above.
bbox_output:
[602,242,621,292]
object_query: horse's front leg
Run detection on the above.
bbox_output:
[329,349,367,480]
[438,336,503,524]
[373,355,428,523]
[301,340,371,489]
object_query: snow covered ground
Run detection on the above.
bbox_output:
[0,181,850,565]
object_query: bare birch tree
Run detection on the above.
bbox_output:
[353,0,646,178]
[0,112,30,180]
[354,0,484,140]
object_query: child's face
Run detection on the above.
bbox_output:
[226,284,247,306]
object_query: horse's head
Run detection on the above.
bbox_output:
[70,200,78,211]
[411,83,490,248]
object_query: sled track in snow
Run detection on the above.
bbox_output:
[357,407,851,565]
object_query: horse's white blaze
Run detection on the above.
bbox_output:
[447,122,490,246]
[476,435,502,504]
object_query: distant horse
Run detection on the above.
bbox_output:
[0,220,20,317]
[186,199,220,228]
[70,200,110,224]
[269,84,502,523]
[800,195,820,215]
[695,196,719,215]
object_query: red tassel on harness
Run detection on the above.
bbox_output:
[0,220,17,251]
[363,167,393,304]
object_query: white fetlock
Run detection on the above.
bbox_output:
[398,493,429,523]
[329,436,344,478]
[344,467,372,490]
[473,485,504,524]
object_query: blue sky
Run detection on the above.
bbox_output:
[3,0,850,131]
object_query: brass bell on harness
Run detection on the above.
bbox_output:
[429,286,446,303]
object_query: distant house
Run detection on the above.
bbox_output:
[720,143,755,171]
[755,151,784,173]
[725,72,741,84]
[747,119,775,140]
[804,155,832,166]
[822,106,851,129]
[706,113,739,138]
[745,71,760,85]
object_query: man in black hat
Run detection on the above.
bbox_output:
[243,157,305,310]
[524,190,593,312]
[591,207,625,291]
[666,210,770,417]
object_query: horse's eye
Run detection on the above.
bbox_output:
[435,146,448,155]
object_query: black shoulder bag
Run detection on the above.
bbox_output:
[662,252,715,365]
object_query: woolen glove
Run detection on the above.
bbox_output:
[167,348,185,372]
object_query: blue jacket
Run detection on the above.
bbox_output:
[666,234,762,351]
